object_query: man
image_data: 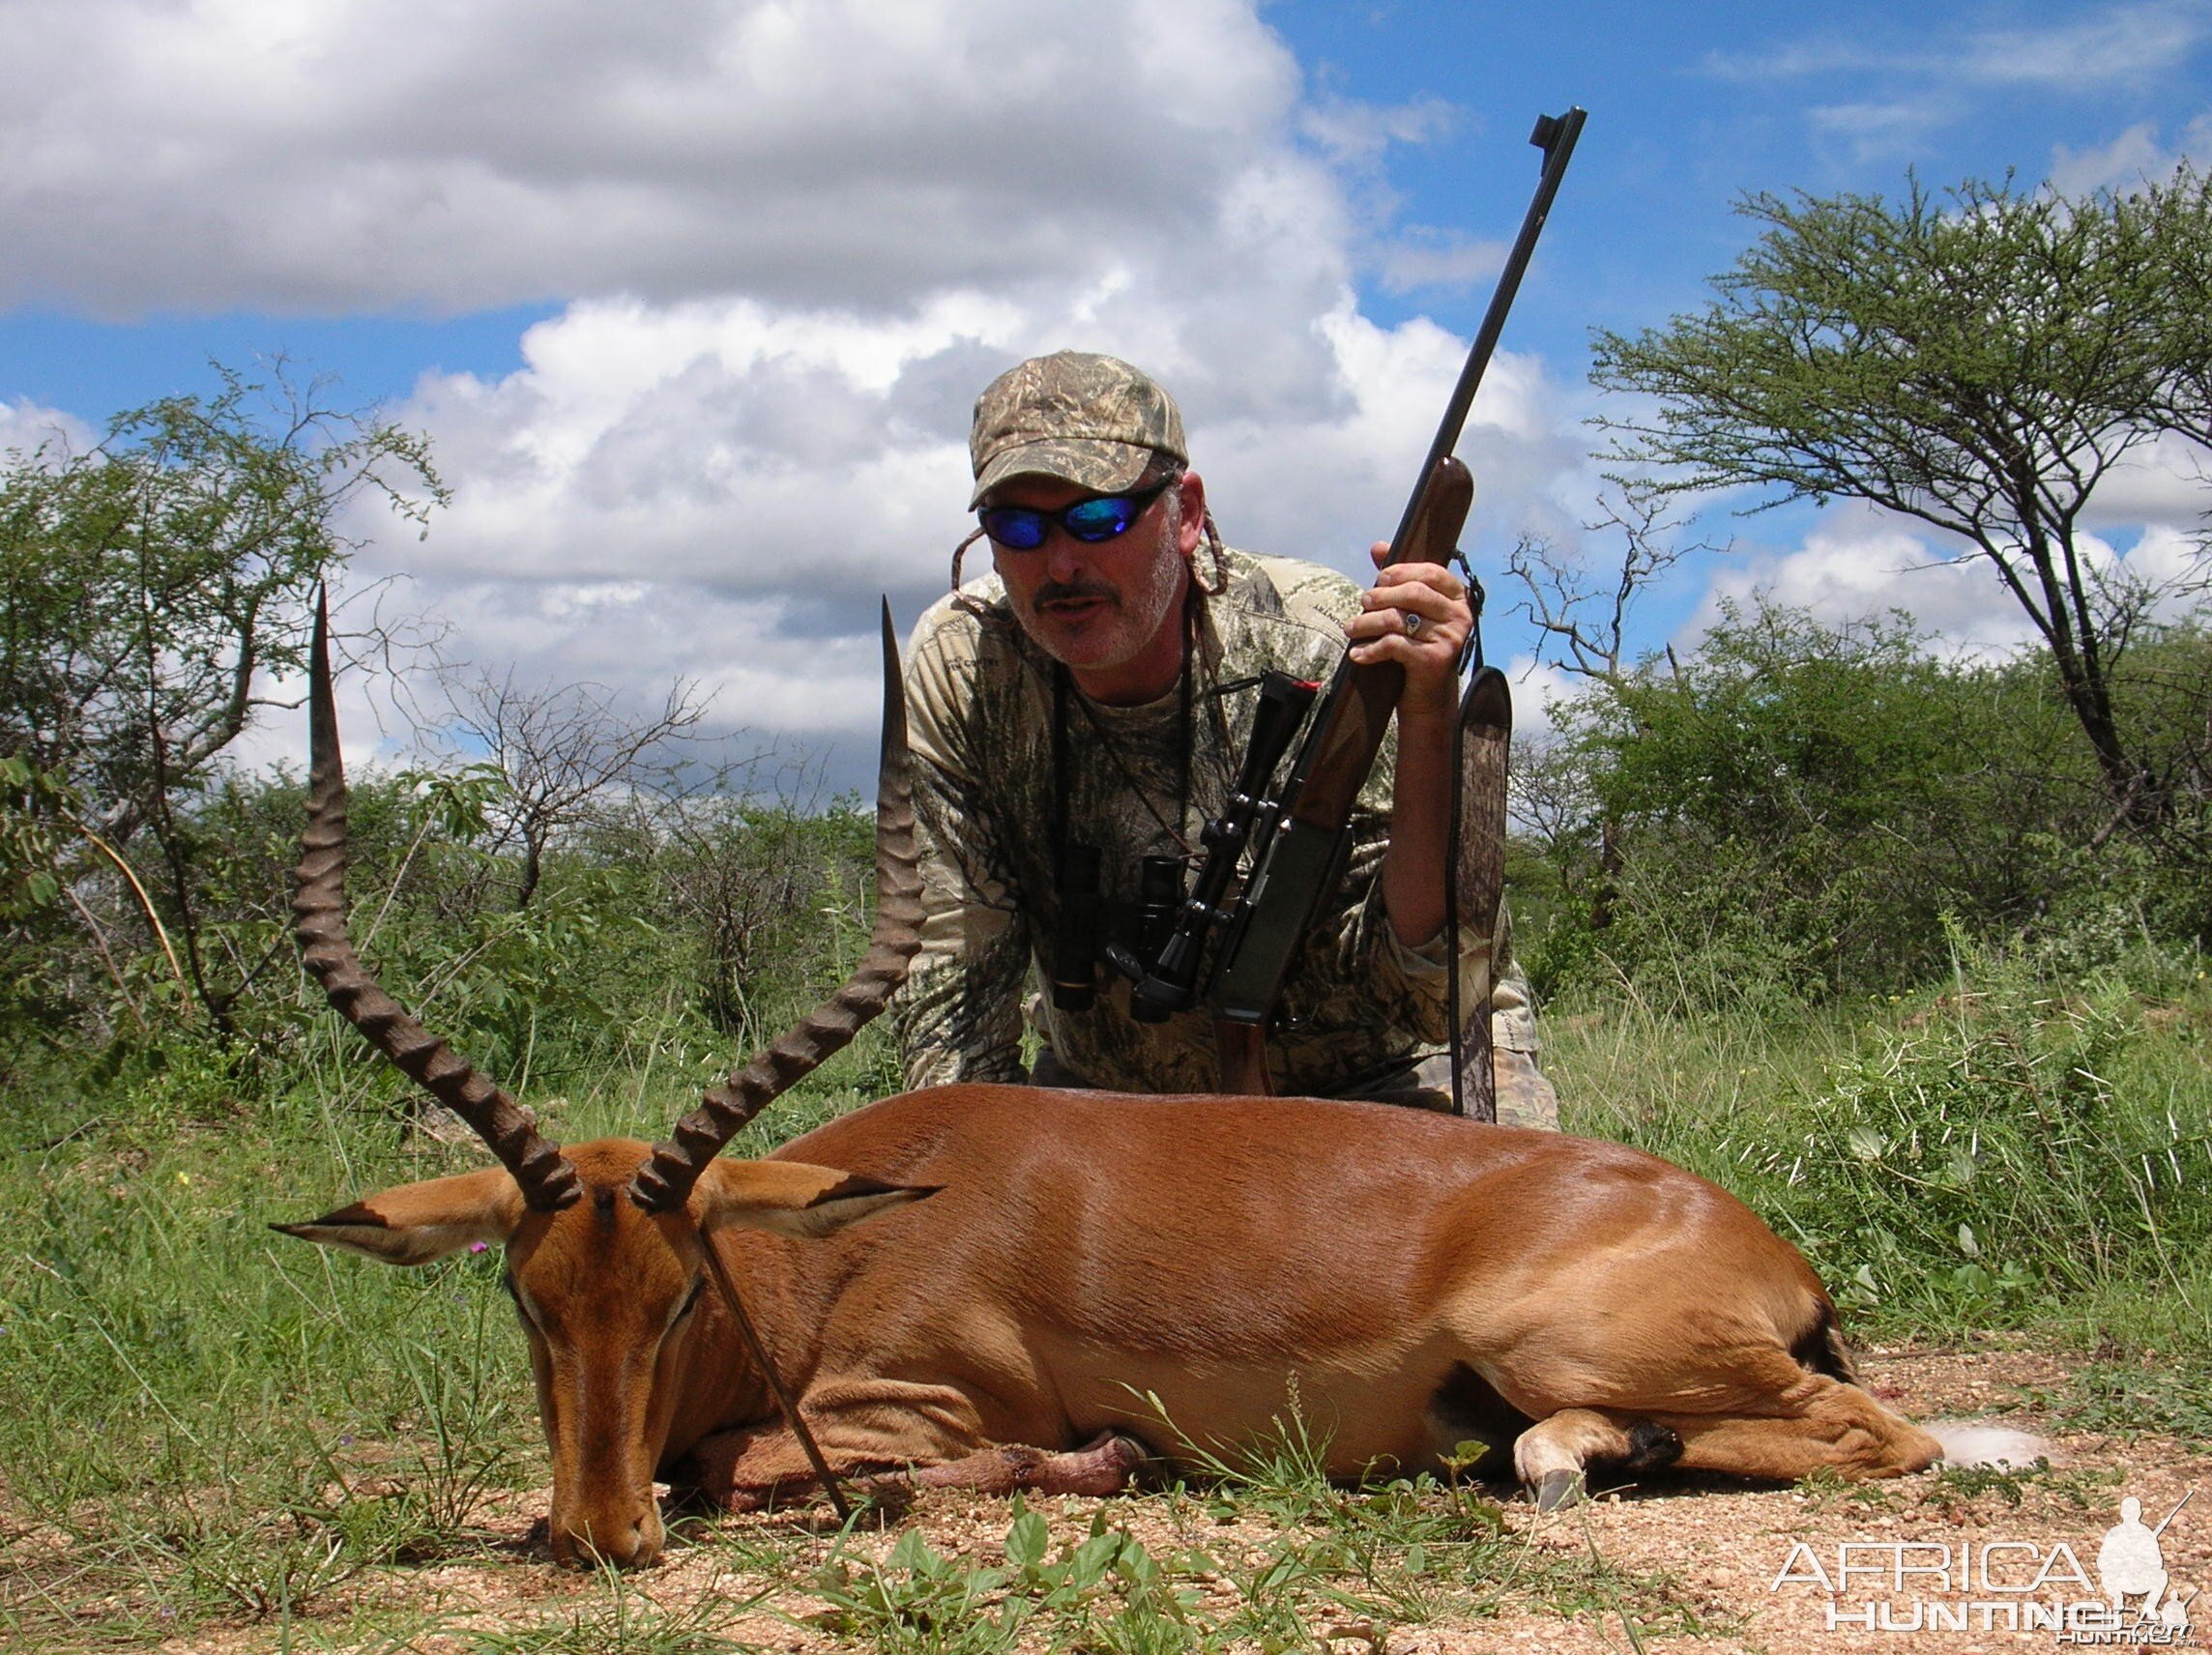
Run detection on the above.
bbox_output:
[894,351,1557,1126]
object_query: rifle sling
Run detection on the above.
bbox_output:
[1448,666,1511,1120]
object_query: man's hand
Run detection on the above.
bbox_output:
[1345,540,1474,947]
[1347,543,1472,720]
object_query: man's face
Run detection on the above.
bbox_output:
[984,472,1204,706]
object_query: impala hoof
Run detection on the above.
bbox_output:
[1533,1469,1583,1512]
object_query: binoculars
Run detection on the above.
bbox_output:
[1049,846,1189,1022]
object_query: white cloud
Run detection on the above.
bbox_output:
[1372,229,1508,295]
[1299,94,1459,168]
[1679,500,2210,670]
[19,0,2209,805]
[0,398,95,459]
[2086,429,2212,526]
[226,658,399,785]
[2048,111,2212,194]
[1505,654,1577,734]
[1707,1,2212,91]
[339,284,1583,783]
[2119,522,2212,603]
[1688,507,2043,659]
[1807,99,1954,162]
[1964,0,2212,88]
[0,0,1306,315]
[54,1,1558,783]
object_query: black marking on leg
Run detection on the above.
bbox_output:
[1789,1302,1857,1382]
[1622,1419,1683,1473]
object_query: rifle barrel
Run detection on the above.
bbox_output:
[1382,106,1586,565]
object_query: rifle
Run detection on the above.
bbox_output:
[1112,107,1586,1094]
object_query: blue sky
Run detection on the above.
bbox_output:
[3,0,2208,787]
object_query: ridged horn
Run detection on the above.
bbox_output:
[291,589,580,1211]
[629,599,923,1212]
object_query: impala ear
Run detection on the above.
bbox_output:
[694,1158,939,1240]
[272,1166,525,1265]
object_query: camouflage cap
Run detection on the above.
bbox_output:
[968,351,1187,508]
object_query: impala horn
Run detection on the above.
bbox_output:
[291,590,581,1211]
[629,600,923,1213]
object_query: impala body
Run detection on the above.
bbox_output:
[286,1087,1943,1566]
[278,597,1944,1568]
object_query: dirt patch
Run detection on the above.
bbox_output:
[20,1344,2212,1654]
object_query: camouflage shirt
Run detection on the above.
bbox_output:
[895,548,1537,1096]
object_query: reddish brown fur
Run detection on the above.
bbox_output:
[283,1086,1942,1565]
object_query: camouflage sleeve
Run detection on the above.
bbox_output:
[891,606,1033,1089]
[1330,767,1536,1056]
[1310,778,1465,1047]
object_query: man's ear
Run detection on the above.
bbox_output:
[692,1158,939,1240]
[272,1166,524,1264]
[1175,470,1208,561]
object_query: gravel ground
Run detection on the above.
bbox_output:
[35,1343,2212,1655]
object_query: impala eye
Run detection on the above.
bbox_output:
[674,1275,706,1321]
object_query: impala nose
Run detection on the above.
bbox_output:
[556,1507,662,1569]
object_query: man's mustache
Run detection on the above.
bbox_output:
[1033,580,1119,609]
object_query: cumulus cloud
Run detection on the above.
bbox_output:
[1691,508,2045,659]
[72,1,1533,783]
[335,282,1580,793]
[2048,112,2212,193]
[0,0,1306,316]
[0,398,95,459]
[48,0,2206,799]
[1680,501,2210,667]
[2087,429,2212,526]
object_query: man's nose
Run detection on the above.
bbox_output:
[1042,535,1090,582]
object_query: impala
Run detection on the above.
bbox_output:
[278,601,1966,1569]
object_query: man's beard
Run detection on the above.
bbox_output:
[1025,502,1188,680]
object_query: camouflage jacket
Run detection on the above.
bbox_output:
[895,548,1536,1096]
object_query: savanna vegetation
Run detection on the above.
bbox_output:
[3,171,2211,1650]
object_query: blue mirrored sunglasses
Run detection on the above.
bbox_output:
[977,478,1175,551]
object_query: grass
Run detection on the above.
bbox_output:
[798,1488,1709,1655]
[1551,939,2212,1361]
[0,1012,896,1647]
[2,942,2207,1648]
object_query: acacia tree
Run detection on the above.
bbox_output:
[1591,174,2212,830]
[0,366,444,1030]
[2141,165,2212,447]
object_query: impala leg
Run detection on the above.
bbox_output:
[667,1422,834,1511]
[868,1431,1154,1499]
[1511,1373,1942,1507]
[1650,1376,1944,1483]
[1512,1409,1682,1510]
[672,1426,1151,1512]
